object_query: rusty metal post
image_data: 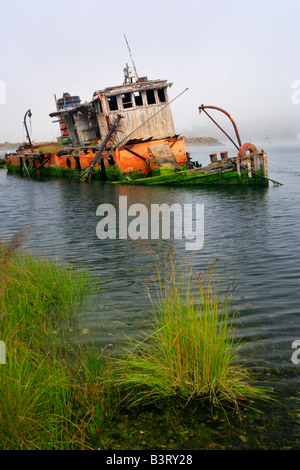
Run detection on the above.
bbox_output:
[210,153,218,164]
[220,151,228,161]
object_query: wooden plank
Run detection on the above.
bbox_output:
[247,158,252,178]
[263,153,268,178]
[236,159,241,177]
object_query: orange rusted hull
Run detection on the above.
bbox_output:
[5,136,189,180]
[115,136,187,175]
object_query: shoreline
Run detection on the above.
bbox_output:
[0,137,222,150]
[185,136,222,145]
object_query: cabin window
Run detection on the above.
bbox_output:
[89,112,101,139]
[107,95,119,111]
[157,88,167,103]
[146,89,156,105]
[121,92,133,109]
[134,91,143,106]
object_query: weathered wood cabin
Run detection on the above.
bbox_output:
[50,65,177,148]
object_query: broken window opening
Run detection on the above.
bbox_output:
[74,156,81,171]
[157,88,167,103]
[146,89,156,105]
[95,125,101,139]
[89,113,101,139]
[134,91,143,107]
[107,95,119,111]
[95,98,103,114]
[64,114,80,146]
[108,155,114,166]
[121,93,133,109]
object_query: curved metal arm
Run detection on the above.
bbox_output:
[23,109,33,152]
[199,105,242,150]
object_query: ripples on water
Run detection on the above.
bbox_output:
[1,143,300,440]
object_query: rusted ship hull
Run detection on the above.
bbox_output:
[5,135,188,181]
[5,143,269,187]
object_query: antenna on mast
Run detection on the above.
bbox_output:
[124,34,139,83]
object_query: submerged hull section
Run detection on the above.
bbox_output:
[119,151,269,187]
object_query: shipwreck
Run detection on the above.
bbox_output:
[5,58,272,187]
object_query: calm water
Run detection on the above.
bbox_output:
[1,143,300,446]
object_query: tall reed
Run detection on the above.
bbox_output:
[113,258,269,409]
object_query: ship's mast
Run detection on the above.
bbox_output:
[124,34,139,83]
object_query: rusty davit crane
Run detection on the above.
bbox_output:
[198,104,282,185]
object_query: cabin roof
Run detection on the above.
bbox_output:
[49,102,93,118]
[93,79,169,98]
[50,78,170,118]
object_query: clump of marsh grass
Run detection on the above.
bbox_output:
[0,231,86,342]
[113,257,270,410]
[0,232,114,449]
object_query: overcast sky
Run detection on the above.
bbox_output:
[1,0,300,145]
